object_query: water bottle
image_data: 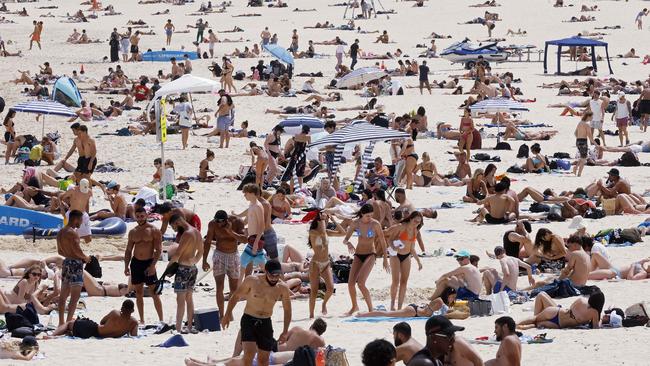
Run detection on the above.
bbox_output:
[315,348,326,366]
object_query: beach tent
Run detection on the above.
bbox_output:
[336,67,387,89]
[543,36,613,75]
[51,77,82,108]
[309,121,409,189]
[263,44,294,65]
[11,100,76,136]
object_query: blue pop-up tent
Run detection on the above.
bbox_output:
[543,36,613,75]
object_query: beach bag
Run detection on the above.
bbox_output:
[469,299,492,317]
[488,291,510,315]
[553,152,571,159]
[624,302,649,327]
[288,345,316,366]
[517,144,529,158]
[506,165,525,174]
[5,313,33,332]
[556,159,571,170]
[584,208,606,219]
[529,202,550,213]
[325,346,350,366]
[620,228,642,243]
[619,151,640,167]
[84,255,102,278]
[602,198,616,216]
[494,142,511,150]
[473,153,491,161]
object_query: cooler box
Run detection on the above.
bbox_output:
[193,308,220,332]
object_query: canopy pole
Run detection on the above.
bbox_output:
[591,46,597,73]
[543,42,549,74]
[188,93,199,127]
[605,45,613,74]
[556,45,562,75]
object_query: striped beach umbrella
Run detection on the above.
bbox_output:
[336,67,388,89]
[12,99,77,136]
[468,98,529,113]
[308,121,409,148]
[354,141,377,189]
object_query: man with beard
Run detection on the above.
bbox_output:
[485,316,521,366]
[124,207,163,323]
[407,316,482,366]
[393,322,423,365]
[222,260,292,366]
[168,214,203,334]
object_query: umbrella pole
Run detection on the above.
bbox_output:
[189,93,199,127]
[41,115,45,138]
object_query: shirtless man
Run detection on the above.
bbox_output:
[395,188,416,217]
[164,19,175,46]
[573,111,595,177]
[170,57,182,79]
[260,27,271,46]
[558,234,590,287]
[75,125,97,180]
[483,246,534,294]
[407,316,483,366]
[239,184,266,278]
[90,180,126,220]
[168,214,203,333]
[128,30,141,62]
[472,181,516,224]
[485,316,521,366]
[208,29,218,58]
[431,250,482,301]
[256,185,279,262]
[51,300,138,339]
[202,210,247,318]
[56,210,91,326]
[394,322,423,365]
[591,168,632,199]
[124,207,163,323]
[59,123,82,176]
[60,178,93,243]
[222,260,292,366]
[159,202,201,241]
[277,318,326,352]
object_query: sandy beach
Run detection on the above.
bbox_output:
[1,0,650,365]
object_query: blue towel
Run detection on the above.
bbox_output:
[606,241,635,248]
[343,316,427,323]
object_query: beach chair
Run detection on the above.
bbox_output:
[385,164,399,200]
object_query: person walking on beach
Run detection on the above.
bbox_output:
[573,111,594,177]
[168,214,203,334]
[195,19,206,43]
[240,184,266,278]
[164,19,175,46]
[638,85,650,132]
[56,210,91,326]
[120,28,131,62]
[342,204,389,316]
[612,92,632,146]
[335,43,345,72]
[419,60,431,94]
[221,259,292,366]
[588,91,606,146]
[636,8,648,30]
[202,210,246,319]
[129,31,141,62]
[260,26,271,46]
[109,28,119,62]
[124,207,164,324]
[350,39,359,70]
[29,20,42,50]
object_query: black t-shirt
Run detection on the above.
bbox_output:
[407,349,443,366]
[350,43,359,57]
[419,65,430,81]
[370,114,389,128]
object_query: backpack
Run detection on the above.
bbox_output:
[529,202,551,213]
[332,260,352,283]
[624,302,649,327]
[473,153,491,161]
[584,208,606,219]
[516,144,529,158]
[208,63,222,77]
[506,165,525,174]
[289,345,316,366]
[495,141,511,150]
[233,71,246,81]
[619,151,640,167]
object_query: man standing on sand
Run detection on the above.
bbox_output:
[169,214,203,334]
[573,111,595,177]
[636,8,648,30]
[75,125,97,181]
[587,91,606,146]
[260,26,271,46]
[164,19,175,46]
[60,123,81,175]
[483,246,534,294]
[56,210,91,326]
[124,207,164,324]
[222,260,292,366]
[207,29,218,58]
[60,178,93,244]
[128,30,140,62]
[419,61,431,95]
[239,184,267,278]
[394,322,423,365]
[29,20,42,50]
[202,210,247,318]
[350,39,359,70]
[638,85,650,132]
[485,316,521,366]
[51,300,138,339]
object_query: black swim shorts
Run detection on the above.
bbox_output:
[576,138,588,159]
[485,214,508,225]
[130,257,158,286]
[75,156,97,174]
[72,318,99,339]
[240,313,276,351]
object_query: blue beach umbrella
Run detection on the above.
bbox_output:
[263,44,294,65]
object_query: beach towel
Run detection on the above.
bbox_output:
[343,316,428,323]
[484,123,550,128]
[153,334,188,348]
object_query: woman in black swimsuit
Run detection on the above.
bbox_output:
[484,163,497,194]
[462,168,488,203]
[264,125,283,183]
[283,125,311,189]
[400,136,418,189]
[4,109,17,164]
[342,204,388,316]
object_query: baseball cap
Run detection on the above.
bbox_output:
[106,180,118,190]
[425,315,465,336]
[607,168,620,177]
[265,259,282,275]
[79,178,90,193]
[454,249,471,258]
[214,210,228,222]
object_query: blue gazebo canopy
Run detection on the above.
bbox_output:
[543,36,613,75]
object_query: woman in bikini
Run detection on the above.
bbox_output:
[220,57,237,93]
[458,108,475,158]
[3,265,56,314]
[484,163,497,194]
[399,136,418,190]
[307,210,345,318]
[3,109,16,164]
[356,287,468,320]
[283,125,311,190]
[269,188,291,221]
[264,125,284,184]
[249,141,268,188]
[526,228,568,267]
[151,158,162,184]
[462,168,488,203]
[342,204,389,316]
[414,152,435,187]
[198,149,216,182]
[383,211,423,310]
[517,291,604,329]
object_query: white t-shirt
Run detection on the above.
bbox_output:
[591,242,609,260]
[174,102,192,127]
[589,99,603,121]
[336,45,345,55]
